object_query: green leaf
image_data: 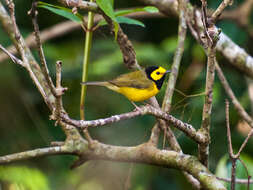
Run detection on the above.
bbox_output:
[116,16,145,27]
[96,0,118,39]
[109,0,114,7]
[143,6,159,13]
[98,16,145,27]
[38,1,83,23]
[96,0,116,22]
[115,6,159,17]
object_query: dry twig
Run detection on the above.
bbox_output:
[216,62,253,128]
[225,100,253,190]
[28,1,57,97]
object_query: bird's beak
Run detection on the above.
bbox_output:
[165,70,171,74]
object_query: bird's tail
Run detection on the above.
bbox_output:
[81,81,108,86]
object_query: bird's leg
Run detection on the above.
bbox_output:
[131,101,142,112]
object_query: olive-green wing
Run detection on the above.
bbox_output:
[109,70,152,89]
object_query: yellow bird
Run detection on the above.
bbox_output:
[81,66,170,103]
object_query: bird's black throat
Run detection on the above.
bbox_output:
[145,66,167,90]
[154,75,166,90]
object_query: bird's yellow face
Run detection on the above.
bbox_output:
[145,66,170,90]
[150,66,168,81]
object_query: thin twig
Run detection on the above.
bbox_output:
[158,2,200,188]
[236,129,253,157]
[5,0,28,65]
[225,100,253,190]
[238,158,251,190]
[0,146,67,164]
[200,0,213,47]
[29,2,57,96]
[217,177,253,184]
[211,0,233,23]
[198,47,216,166]
[0,44,23,66]
[162,0,187,112]
[225,100,236,190]
[197,0,222,167]
[231,160,237,190]
[216,62,253,128]
[1,0,53,109]
[225,100,234,156]
[159,0,188,152]
[50,61,67,125]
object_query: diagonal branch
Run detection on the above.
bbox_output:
[211,0,233,23]
[29,2,57,97]
[216,62,253,128]
[0,44,24,66]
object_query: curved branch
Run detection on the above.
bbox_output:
[82,142,226,190]
[0,140,225,190]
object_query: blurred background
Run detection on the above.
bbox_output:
[0,0,253,189]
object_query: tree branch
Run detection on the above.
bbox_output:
[58,0,98,12]
[211,0,233,23]
[62,105,206,143]
[0,1,56,110]
[29,1,57,97]
[216,62,253,128]
[0,44,24,66]
[0,139,226,190]
[217,177,253,184]
[81,142,226,190]
[0,146,69,164]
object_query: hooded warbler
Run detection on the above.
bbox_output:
[81,66,170,102]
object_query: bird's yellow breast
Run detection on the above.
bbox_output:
[118,82,159,102]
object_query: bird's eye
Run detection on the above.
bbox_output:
[156,71,160,75]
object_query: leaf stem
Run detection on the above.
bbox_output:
[80,1,94,142]
[80,5,94,120]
